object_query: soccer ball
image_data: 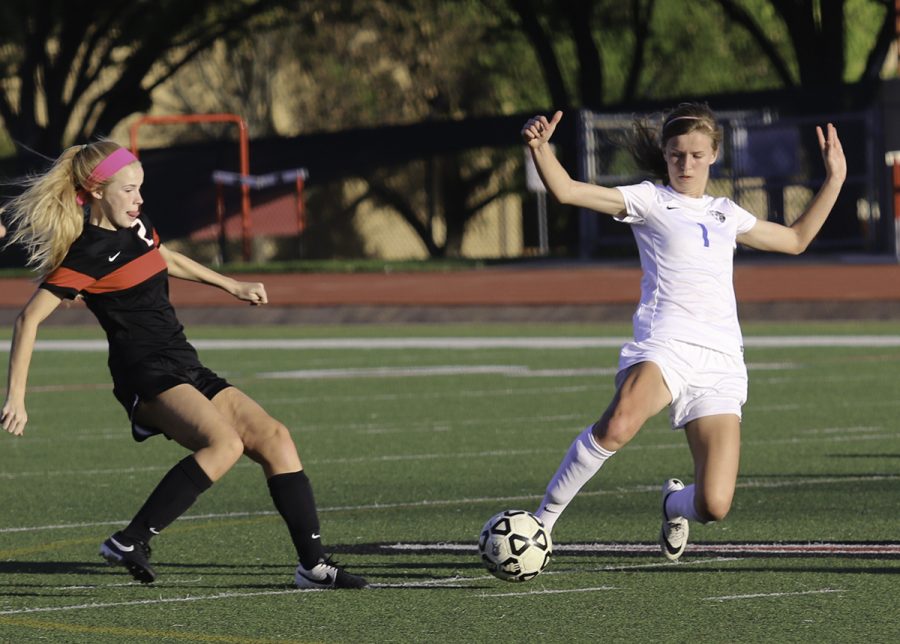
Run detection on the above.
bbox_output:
[478,510,552,582]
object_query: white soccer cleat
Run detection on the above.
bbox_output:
[659,478,689,561]
[294,556,369,590]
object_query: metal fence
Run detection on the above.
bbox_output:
[161,107,887,264]
[576,108,884,258]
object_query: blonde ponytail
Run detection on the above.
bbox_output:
[2,141,123,277]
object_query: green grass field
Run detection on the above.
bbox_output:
[1,321,898,643]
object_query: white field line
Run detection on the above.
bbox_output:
[0,409,589,446]
[0,589,317,616]
[799,425,884,434]
[257,365,619,379]
[14,400,886,446]
[477,585,618,598]
[0,558,850,617]
[386,542,900,556]
[0,558,737,615]
[1,474,896,535]
[55,576,203,590]
[377,556,739,591]
[2,427,897,482]
[257,362,796,380]
[261,385,597,406]
[10,335,900,353]
[18,363,796,387]
[704,588,845,602]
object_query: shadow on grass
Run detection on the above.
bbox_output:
[0,551,476,589]
[0,561,104,576]
[2,541,895,593]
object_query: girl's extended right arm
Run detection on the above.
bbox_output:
[2,288,63,436]
[521,111,627,217]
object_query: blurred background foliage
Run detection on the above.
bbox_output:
[0,0,894,261]
[0,0,891,153]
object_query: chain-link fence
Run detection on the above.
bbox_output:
[156,106,886,264]
[576,108,883,258]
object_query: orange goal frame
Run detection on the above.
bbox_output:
[128,113,253,260]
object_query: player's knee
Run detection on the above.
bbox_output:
[272,423,298,460]
[247,421,299,467]
[596,412,641,451]
[211,429,245,467]
[195,429,244,481]
[255,420,294,452]
[696,493,732,523]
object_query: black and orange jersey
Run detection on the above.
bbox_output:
[40,213,193,368]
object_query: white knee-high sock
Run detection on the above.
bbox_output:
[534,426,615,533]
[664,484,702,522]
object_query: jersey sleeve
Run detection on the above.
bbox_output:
[614,181,660,225]
[39,246,97,300]
[729,200,759,235]
[40,267,94,300]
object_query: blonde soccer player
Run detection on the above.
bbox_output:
[1,141,367,588]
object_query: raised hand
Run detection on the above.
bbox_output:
[521,111,563,149]
[816,123,846,185]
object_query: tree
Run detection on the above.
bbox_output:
[360,149,519,258]
[0,0,284,161]
[163,0,529,258]
[498,0,892,108]
[709,0,895,249]
[711,0,894,87]
[497,0,641,108]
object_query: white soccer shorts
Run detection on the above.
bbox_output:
[616,337,747,429]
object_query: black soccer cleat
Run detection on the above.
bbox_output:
[294,556,369,590]
[99,531,157,584]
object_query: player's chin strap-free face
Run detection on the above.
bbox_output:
[76,148,139,207]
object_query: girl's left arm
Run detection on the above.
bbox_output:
[158,244,267,305]
[737,123,846,255]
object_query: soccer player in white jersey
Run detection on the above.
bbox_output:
[520,103,846,560]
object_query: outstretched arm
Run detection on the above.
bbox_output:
[737,123,846,254]
[158,245,268,305]
[2,288,62,436]
[522,111,627,217]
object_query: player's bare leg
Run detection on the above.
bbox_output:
[660,414,740,560]
[536,362,671,532]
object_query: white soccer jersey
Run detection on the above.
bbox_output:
[615,181,759,355]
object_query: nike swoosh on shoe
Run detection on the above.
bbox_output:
[109,536,135,553]
[662,533,682,556]
[297,570,334,586]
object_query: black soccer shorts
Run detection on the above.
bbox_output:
[112,349,232,442]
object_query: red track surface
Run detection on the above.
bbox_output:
[1,261,898,321]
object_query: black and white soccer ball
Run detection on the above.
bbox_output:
[478,509,553,582]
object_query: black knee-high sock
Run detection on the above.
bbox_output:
[122,455,213,543]
[267,470,326,568]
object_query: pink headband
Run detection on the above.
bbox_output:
[77,147,139,206]
[87,147,138,186]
